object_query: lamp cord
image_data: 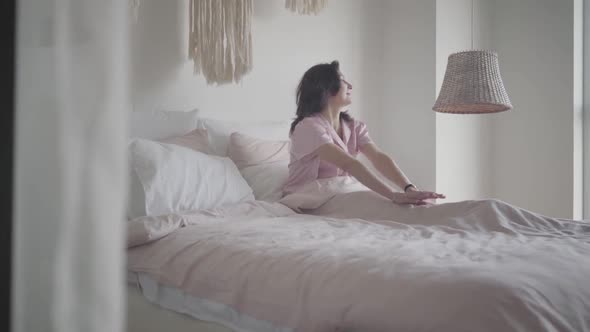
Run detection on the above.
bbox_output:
[471,0,474,49]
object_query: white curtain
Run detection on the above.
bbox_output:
[584,0,590,219]
[13,0,129,331]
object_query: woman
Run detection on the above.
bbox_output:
[283,60,445,206]
[281,61,588,234]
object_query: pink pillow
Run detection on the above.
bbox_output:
[227,132,291,202]
[160,128,212,154]
[228,132,290,169]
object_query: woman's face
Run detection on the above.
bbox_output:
[331,72,352,107]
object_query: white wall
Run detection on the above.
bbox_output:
[131,0,378,124]
[380,0,581,218]
[435,0,497,202]
[131,0,584,218]
[378,0,437,191]
[435,0,582,217]
[131,0,441,192]
[492,0,580,218]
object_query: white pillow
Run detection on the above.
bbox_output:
[127,109,201,219]
[197,117,290,156]
[129,109,200,140]
[127,128,212,219]
[128,138,254,219]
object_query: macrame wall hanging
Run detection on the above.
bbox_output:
[285,0,328,15]
[188,0,253,85]
[129,0,140,22]
[130,0,328,85]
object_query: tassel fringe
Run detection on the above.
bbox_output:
[189,0,253,85]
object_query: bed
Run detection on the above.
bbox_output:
[126,110,590,332]
[126,109,294,332]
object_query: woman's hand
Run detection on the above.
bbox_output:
[390,188,446,205]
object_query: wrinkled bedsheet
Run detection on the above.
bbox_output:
[128,196,590,332]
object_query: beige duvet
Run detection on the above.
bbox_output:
[128,179,590,332]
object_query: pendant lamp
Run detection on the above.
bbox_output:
[433,1,512,114]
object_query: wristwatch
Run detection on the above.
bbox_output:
[404,184,416,192]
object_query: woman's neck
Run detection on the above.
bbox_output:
[320,106,344,130]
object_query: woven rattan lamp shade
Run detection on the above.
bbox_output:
[433,50,512,114]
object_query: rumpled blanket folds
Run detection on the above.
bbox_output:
[128,176,590,332]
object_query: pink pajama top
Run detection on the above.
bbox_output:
[283,114,373,194]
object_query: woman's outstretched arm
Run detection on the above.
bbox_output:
[316,143,434,205]
[359,143,445,200]
[359,143,413,190]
